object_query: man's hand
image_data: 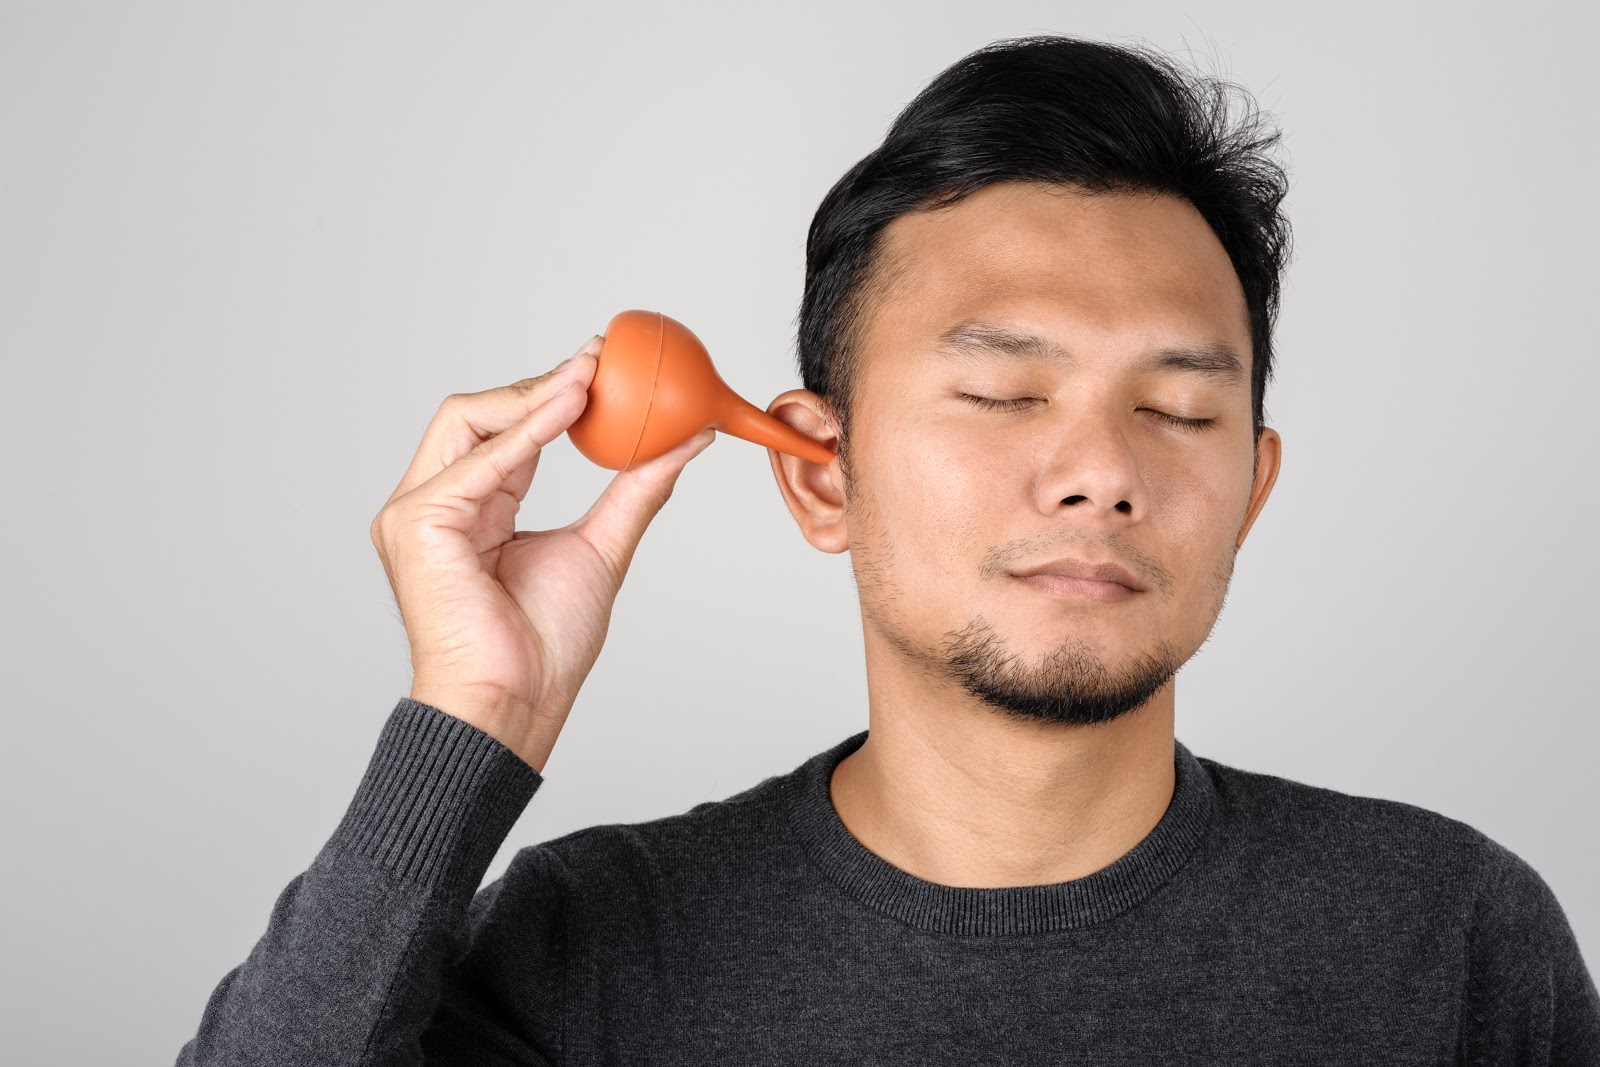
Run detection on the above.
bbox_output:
[369,334,717,771]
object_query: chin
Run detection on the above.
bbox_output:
[987,609,1129,658]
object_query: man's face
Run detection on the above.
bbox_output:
[839,180,1280,729]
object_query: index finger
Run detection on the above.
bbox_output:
[382,336,603,509]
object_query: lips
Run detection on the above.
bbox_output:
[1008,556,1146,592]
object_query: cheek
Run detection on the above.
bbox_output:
[1142,453,1235,532]
[1142,461,1246,605]
[867,434,996,578]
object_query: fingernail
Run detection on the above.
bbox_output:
[581,333,604,354]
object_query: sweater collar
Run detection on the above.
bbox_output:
[785,729,1218,936]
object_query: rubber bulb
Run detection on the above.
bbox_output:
[566,310,837,471]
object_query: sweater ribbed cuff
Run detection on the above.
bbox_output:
[320,697,544,900]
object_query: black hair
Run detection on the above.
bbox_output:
[795,34,1292,484]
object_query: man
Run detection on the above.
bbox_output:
[178,34,1600,1065]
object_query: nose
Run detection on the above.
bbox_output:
[1031,408,1146,529]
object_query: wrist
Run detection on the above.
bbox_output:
[407,686,560,773]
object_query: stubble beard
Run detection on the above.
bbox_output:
[938,614,1184,728]
[846,461,1239,731]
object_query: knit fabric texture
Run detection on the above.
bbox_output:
[176,697,1600,1065]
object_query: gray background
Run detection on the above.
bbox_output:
[2,1,1595,1061]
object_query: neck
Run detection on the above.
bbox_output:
[830,645,1178,889]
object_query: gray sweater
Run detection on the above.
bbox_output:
[177,697,1600,1065]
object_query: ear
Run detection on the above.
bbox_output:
[1236,427,1282,550]
[764,389,850,554]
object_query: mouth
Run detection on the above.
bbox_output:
[1012,572,1140,603]
[1007,554,1147,595]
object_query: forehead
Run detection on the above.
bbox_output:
[865,181,1250,364]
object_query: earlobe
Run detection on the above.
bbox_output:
[765,390,850,554]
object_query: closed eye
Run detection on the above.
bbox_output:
[1143,410,1216,432]
[958,394,1216,432]
[960,394,1036,412]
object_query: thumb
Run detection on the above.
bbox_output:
[572,429,716,580]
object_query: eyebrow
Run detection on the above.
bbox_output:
[934,320,1248,386]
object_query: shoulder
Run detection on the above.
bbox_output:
[506,767,795,901]
[1194,752,1547,916]
[1199,755,1600,1052]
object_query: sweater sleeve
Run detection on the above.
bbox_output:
[1455,835,1600,1066]
[174,697,557,1067]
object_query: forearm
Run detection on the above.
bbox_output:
[175,698,542,1067]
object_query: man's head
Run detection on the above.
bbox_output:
[768,35,1288,731]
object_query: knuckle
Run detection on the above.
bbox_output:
[509,374,555,395]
